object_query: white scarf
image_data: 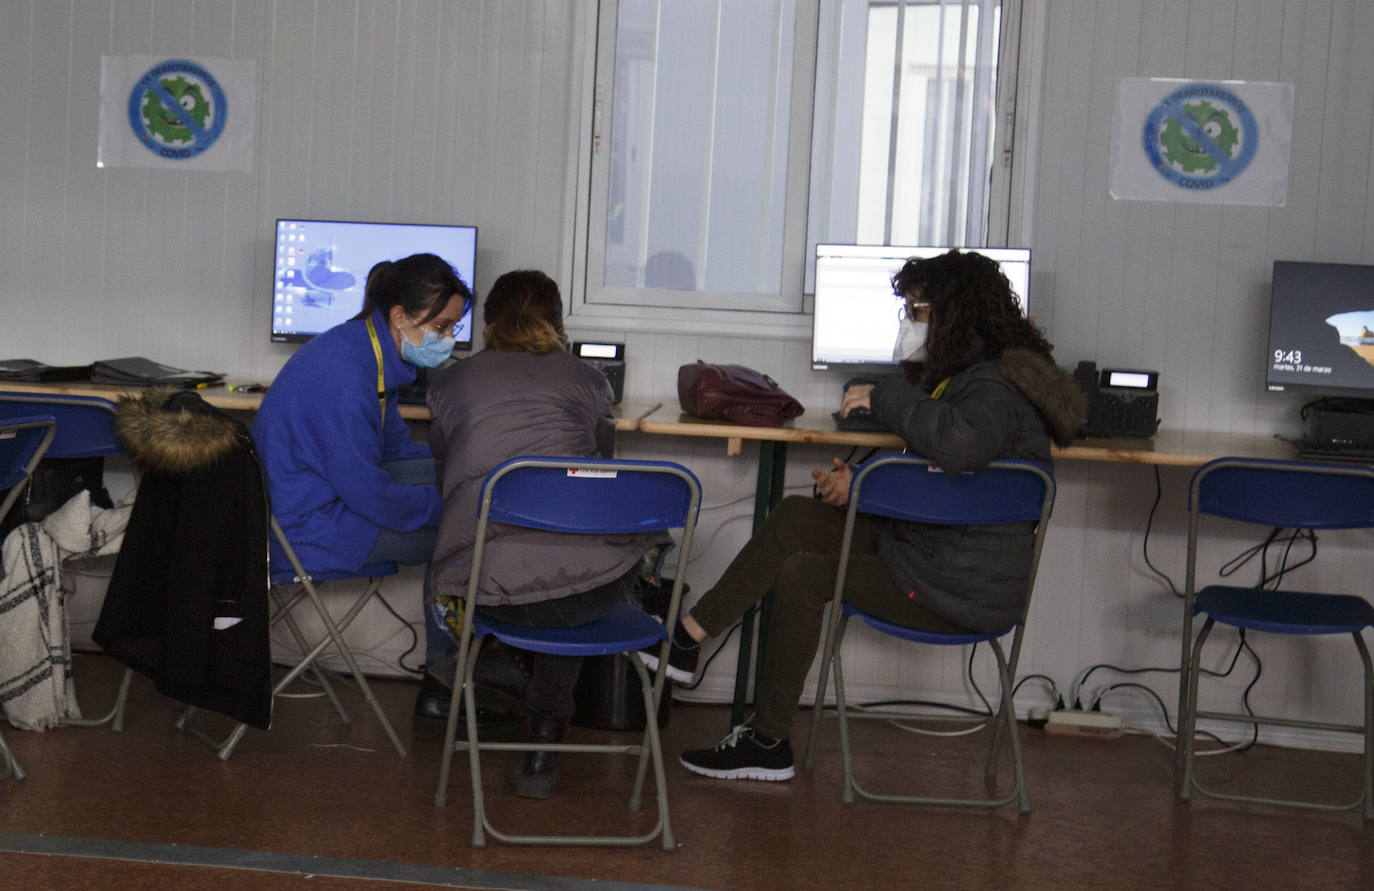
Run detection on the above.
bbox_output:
[0,490,132,730]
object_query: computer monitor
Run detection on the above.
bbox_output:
[1265,260,1374,399]
[811,244,1031,370]
[270,218,478,346]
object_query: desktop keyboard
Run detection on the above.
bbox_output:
[832,409,888,432]
[397,383,428,405]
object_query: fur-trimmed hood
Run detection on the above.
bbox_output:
[998,347,1088,447]
[114,391,245,473]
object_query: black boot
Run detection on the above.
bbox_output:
[412,670,521,742]
[514,712,568,799]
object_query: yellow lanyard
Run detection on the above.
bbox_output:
[931,377,951,399]
[364,316,386,425]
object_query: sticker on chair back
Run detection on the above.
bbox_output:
[566,469,617,478]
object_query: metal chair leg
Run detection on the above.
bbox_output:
[63,667,134,731]
[433,622,476,809]
[1355,632,1374,821]
[625,653,675,849]
[804,601,839,771]
[1179,620,1214,802]
[989,640,1029,813]
[463,639,488,848]
[0,729,23,781]
[271,587,352,724]
[297,579,407,758]
[831,624,856,805]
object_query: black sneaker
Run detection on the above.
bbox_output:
[679,725,795,781]
[638,624,700,684]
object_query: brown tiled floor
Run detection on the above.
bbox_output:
[1,652,1372,889]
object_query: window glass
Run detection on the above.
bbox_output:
[602,0,797,297]
[578,0,1013,325]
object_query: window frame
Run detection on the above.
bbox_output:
[563,0,1026,340]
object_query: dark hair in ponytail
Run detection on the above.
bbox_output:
[482,269,566,354]
[351,253,471,325]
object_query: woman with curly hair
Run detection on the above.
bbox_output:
[649,248,1086,783]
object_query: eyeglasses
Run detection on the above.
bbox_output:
[897,300,931,322]
[410,304,467,339]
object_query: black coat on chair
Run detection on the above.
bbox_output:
[94,391,272,728]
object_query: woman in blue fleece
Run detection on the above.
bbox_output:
[252,253,470,728]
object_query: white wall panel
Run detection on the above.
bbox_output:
[1015,0,1374,748]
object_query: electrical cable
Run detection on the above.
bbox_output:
[965,643,994,716]
[1219,527,1317,589]
[1143,464,1182,596]
[676,621,742,691]
[1096,682,1235,751]
[373,590,425,675]
[1092,629,1261,753]
[681,483,816,570]
[1010,673,1058,699]
[1071,632,1248,710]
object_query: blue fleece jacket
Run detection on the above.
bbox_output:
[252,309,441,573]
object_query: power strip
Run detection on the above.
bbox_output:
[1045,709,1124,738]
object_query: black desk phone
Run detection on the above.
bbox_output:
[573,341,626,405]
[1074,361,1161,438]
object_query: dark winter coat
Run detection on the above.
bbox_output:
[868,348,1086,632]
[93,391,272,728]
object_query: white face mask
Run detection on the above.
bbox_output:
[893,318,928,362]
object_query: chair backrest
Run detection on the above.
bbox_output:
[849,455,1055,528]
[0,392,121,458]
[0,415,58,525]
[478,456,702,535]
[842,455,1056,634]
[466,455,703,611]
[1190,457,1374,530]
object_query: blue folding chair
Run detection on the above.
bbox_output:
[802,455,1056,812]
[1,413,58,782]
[0,391,135,732]
[1,414,56,530]
[433,456,701,849]
[176,516,408,761]
[1177,457,1374,819]
[0,390,121,460]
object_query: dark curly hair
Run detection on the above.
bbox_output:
[891,249,1053,388]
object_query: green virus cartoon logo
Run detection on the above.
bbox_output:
[141,75,211,145]
[1158,100,1239,174]
[126,60,228,160]
[1142,83,1258,191]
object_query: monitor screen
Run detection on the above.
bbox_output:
[270,218,478,346]
[1265,260,1374,398]
[812,244,1031,370]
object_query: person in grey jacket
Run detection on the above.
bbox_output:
[650,249,1086,783]
[426,269,664,798]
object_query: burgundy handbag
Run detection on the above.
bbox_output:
[677,361,805,427]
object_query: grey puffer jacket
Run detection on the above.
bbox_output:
[868,348,1086,632]
[426,349,666,608]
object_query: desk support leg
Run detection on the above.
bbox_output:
[731,440,787,727]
